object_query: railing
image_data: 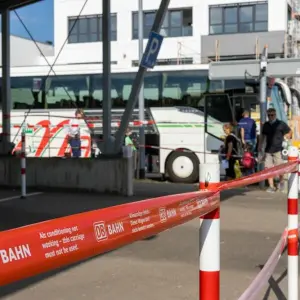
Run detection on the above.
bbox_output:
[0,144,299,300]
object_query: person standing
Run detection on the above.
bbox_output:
[125,128,137,151]
[68,108,84,158]
[238,110,257,151]
[222,123,239,180]
[258,108,292,193]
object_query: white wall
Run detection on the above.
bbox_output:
[0,35,54,67]
[53,0,288,69]
[54,0,201,69]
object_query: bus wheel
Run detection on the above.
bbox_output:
[166,151,199,183]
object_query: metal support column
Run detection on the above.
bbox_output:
[138,0,146,179]
[259,46,268,189]
[102,0,112,154]
[114,0,170,152]
[1,10,11,155]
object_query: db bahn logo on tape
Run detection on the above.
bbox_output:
[94,221,125,242]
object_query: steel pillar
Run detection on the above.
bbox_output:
[1,10,11,154]
[138,0,146,178]
[258,46,268,189]
[102,0,112,154]
[114,0,170,152]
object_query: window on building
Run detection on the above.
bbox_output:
[209,2,268,35]
[132,57,193,67]
[68,14,117,43]
[132,8,193,39]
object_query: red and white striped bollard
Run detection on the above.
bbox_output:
[21,130,26,198]
[287,146,298,300]
[199,163,220,300]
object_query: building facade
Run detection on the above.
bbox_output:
[52,0,297,69]
[1,34,54,67]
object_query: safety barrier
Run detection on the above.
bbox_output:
[0,146,298,300]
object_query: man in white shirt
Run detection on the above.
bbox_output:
[68,109,83,157]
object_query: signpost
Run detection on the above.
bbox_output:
[113,0,169,154]
[140,31,164,69]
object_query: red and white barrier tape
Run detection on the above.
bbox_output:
[0,190,220,286]
[0,151,298,296]
[238,227,289,300]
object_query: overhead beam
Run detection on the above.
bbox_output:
[209,58,300,80]
[0,0,41,10]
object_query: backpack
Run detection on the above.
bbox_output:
[241,151,254,169]
[230,133,244,158]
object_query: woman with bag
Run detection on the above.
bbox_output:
[222,123,241,180]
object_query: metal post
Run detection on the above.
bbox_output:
[259,45,268,189]
[102,0,112,154]
[20,130,26,199]
[287,146,299,300]
[138,0,146,179]
[199,163,220,300]
[114,0,170,152]
[1,10,11,154]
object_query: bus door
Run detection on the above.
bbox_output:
[204,94,233,154]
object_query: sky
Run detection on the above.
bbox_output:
[11,0,54,43]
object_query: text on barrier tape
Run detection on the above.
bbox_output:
[0,190,219,286]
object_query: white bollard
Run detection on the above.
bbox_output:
[199,163,220,191]
[20,130,26,198]
[199,162,220,300]
[287,146,298,300]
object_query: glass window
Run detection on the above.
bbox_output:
[12,77,46,109]
[10,70,209,110]
[68,19,77,34]
[239,6,253,23]
[240,23,253,33]
[254,21,267,31]
[78,18,88,33]
[111,15,117,41]
[145,12,155,26]
[90,17,98,31]
[46,75,90,109]
[255,4,268,21]
[132,8,192,39]
[224,24,237,33]
[160,13,169,36]
[210,7,222,25]
[210,25,223,34]
[132,12,138,39]
[170,11,181,26]
[169,10,183,37]
[224,7,237,24]
[209,2,267,35]
[161,70,208,108]
[68,14,117,43]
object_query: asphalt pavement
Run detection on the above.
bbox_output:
[0,181,297,300]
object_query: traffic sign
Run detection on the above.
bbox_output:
[140,31,164,69]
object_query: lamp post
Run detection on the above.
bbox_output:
[138,0,146,179]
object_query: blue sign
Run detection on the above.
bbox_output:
[140,31,164,69]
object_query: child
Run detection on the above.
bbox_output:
[241,142,255,176]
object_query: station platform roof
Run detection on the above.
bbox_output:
[0,0,40,10]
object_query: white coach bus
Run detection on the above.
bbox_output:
[1,63,295,183]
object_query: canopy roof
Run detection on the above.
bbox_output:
[0,0,40,10]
